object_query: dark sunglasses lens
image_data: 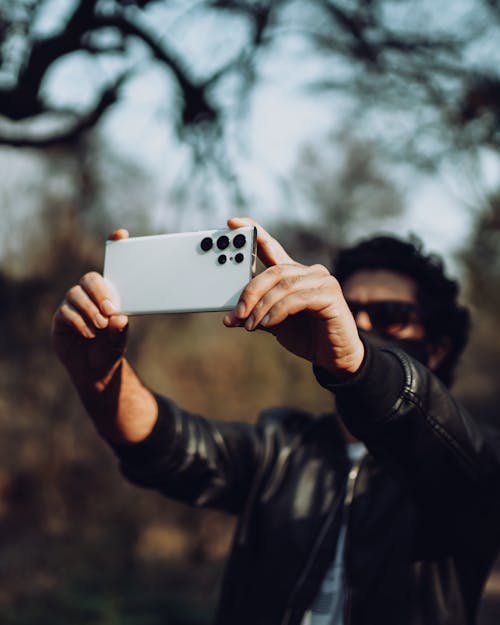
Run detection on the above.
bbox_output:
[368,302,415,332]
[347,301,419,333]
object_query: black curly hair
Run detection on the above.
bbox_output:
[333,235,471,387]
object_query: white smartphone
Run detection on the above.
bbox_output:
[103,226,257,315]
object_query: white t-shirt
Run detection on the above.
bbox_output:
[301,443,366,625]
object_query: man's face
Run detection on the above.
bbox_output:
[342,270,430,363]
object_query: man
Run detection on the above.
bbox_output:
[52,217,500,625]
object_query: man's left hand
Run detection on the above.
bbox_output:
[223,217,365,378]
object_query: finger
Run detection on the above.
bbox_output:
[108,228,129,241]
[227,217,295,268]
[222,312,275,335]
[108,314,129,334]
[234,264,305,322]
[234,263,329,322]
[54,302,96,339]
[257,288,334,329]
[223,313,244,328]
[79,272,119,317]
[243,272,326,331]
[66,285,109,331]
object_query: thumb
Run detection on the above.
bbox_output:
[108,228,129,241]
[227,217,296,268]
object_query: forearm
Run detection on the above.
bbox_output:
[315,338,497,503]
[76,357,159,445]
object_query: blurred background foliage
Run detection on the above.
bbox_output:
[1,0,500,623]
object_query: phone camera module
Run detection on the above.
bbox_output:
[233,234,246,249]
[217,235,230,250]
[218,254,227,265]
[200,237,213,252]
[235,253,244,264]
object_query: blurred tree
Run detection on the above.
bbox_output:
[0,0,499,168]
[454,191,500,424]
[273,132,404,265]
[0,130,156,275]
[0,152,223,623]
[462,190,500,317]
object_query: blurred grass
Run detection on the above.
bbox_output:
[0,569,216,625]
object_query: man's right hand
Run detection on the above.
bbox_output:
[51,229,129,393]
[51,229,159,445]
[51,270,129,392]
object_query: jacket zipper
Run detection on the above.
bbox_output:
[281,454,366,625]
[280,485,345,625]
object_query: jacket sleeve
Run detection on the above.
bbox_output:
[314,337,500,513]
[110,393,263,515]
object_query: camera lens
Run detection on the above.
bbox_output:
[217,235,230,250]
[235,253,244,264]
[218,254,227,265]
[233,234,246,249]
[200,237,213,252]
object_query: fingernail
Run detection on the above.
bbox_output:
[236,301,246,319]
[245,315,255,331]
[223,314,232,326]
[102,299,117,315]
[261,314,270,327]
[84,327,96,339]
[95,313,108,329]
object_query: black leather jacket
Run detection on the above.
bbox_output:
[113,342,500,625]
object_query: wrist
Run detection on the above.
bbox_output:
[314,335,406,429]
[93,357,124,393]
[314,336,371,391]
[82,359,158,445]
[72,357,124,407]
[318,338,365,382]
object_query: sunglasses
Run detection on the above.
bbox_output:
[346,300,422,335]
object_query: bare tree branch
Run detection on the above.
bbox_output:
[0,0,101,119]
[0,0,498,160]
[0,72,129,147]
[94,12,218,127]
